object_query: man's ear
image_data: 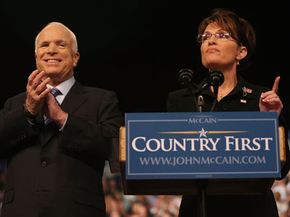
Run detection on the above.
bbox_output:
[73,52,80,67]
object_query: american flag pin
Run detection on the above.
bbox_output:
[242,86,253,97]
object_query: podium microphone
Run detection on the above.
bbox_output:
[208,71,224,112]
[208,70,224,97]
[178,68,194,88]
[177,68,205,112]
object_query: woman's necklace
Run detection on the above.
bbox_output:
[217,81,237,101]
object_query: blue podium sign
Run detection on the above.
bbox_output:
[125,112,280,180]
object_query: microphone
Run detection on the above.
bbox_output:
[208,71,224,97]
[177,68,194,88]
[177,68,205,112]
[208,70,224,112]
[208,70,224,87]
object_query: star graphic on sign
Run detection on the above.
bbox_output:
[199,128,208,138]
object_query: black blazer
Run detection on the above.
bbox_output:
[0,81,123,217]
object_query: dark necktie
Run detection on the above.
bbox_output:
[44,87,62,125]
[50,87,62,102]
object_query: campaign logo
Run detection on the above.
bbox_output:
[125,112,280,180]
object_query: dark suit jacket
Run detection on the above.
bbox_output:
[167,77,290,217]
[0,81,123,217]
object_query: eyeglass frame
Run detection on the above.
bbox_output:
[196,31,236,44]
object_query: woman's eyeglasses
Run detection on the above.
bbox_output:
[197,31,234,43]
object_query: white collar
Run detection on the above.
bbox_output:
[47,76,75,97]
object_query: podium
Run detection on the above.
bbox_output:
[118,112,286,195]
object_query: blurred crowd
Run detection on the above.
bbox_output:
[272,178,290,217]
[102,162,290,217]
[1,159,290,217]
[102,162,181,217]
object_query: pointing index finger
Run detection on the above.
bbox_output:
[272,76,280,93]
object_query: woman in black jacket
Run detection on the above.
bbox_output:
[167,8,290,217]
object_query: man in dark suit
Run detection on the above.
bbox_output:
[0,22,123,217]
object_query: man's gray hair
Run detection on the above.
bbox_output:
[34,22,78,52]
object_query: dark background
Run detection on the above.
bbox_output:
[0,1,289,125]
